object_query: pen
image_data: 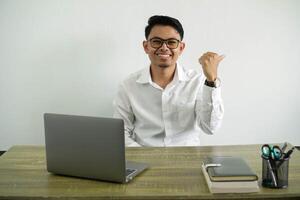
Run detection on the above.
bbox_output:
[284,147,295,159]
[281,142,288,153]
[277,146,293,169]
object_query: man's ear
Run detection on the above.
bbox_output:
[143,40,149,54]
[178,42,185,55]
[180,42,185,51]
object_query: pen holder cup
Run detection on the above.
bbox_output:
[262,156,289,188]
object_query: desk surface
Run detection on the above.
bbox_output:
[0,145,299,200]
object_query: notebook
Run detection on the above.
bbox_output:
[44,113,148,183]
[203,156,258,181]
[201,156,259,193]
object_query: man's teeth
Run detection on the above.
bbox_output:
[157,54,171,58]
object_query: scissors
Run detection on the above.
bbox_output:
[261,144,282,160]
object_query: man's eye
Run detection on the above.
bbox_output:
[168,40,177,45]
[152,40,162,44]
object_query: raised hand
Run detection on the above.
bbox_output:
[199,52,225,81]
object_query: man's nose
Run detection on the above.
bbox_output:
[159,42,169,51]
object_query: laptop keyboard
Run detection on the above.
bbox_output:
[126,168,137,176]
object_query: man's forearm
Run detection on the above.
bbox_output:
[196,86,224,134]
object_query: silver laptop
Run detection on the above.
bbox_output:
[44,113,148,183]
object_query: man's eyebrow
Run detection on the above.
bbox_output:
[149,37,180,41]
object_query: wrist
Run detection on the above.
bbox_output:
[206,76,217,82]
[204,77,221,88]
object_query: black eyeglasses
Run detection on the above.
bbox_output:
[148,37,180,49]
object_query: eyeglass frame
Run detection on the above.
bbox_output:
[148,37,181,49]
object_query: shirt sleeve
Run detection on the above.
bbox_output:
[195,83,224,135]
[113,83,141,147]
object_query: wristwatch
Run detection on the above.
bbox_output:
[204,78,221,88]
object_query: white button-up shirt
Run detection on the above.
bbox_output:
[113,64,224,147]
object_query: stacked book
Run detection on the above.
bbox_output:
[201,156,259,193]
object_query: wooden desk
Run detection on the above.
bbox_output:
[0,145,299,199]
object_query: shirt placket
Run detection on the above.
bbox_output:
[162,84,177,146]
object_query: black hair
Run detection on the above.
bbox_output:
[145,15,184,40]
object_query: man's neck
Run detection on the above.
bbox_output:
[150,64,176,89]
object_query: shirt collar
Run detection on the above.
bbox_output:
[136,66,151,84]
[136,64,190,84]
[177,64,190,82]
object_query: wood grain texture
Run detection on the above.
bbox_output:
[0,145,299,200]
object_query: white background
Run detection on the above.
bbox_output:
[1,0,299,150]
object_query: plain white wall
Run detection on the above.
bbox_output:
[1,0,299,150]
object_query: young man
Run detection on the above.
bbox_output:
[113,15,224,147]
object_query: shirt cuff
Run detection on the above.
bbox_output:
[201,85,222,103]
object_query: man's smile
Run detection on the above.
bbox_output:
[155,53,172,58]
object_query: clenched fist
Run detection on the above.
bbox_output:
[199,52,225,81]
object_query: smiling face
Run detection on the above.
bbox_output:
[143,25,185,69]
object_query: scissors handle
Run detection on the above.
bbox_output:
[261,144,282,160]
[272,145,282,160]
[261,144,271,158]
